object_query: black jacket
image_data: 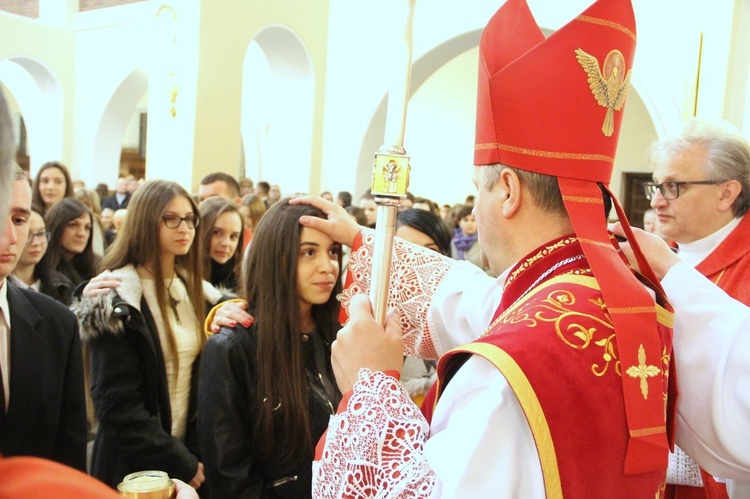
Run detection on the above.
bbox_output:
[72,265,224,489]
[0,282,87,471]
[39,267,76,305]
[198,323,341,498]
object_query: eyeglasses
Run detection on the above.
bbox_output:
[162,214,199,229]
[26,230,50,245]
[642,180,720,201]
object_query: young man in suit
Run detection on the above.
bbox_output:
[0,164,87,472]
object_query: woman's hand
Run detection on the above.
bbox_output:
[82,269,121,298]
[289,195,361,247]
[210,300,253,333]
[188,462,205,489]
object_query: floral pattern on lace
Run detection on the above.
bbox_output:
[312,369,436,498]
[338,230,452,361]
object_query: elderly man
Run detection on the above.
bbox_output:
[645,120,750,497]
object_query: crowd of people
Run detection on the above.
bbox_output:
[1,0,750,497]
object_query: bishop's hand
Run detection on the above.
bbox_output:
[332,294,404,393]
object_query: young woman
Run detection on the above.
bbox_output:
[199,196,244,292]
[32,161,74,215]
[9,205,50,290]
[74,187,107,255]
[72,180,220,491]
[198,199,343,498]
[40,198,98,304]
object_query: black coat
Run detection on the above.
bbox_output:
[198,324,341,498]
[73,267,202,488]
[0,282,87,471]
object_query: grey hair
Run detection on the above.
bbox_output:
[647,119,750,216]
[477,163,566,215]
[0,90,15,228]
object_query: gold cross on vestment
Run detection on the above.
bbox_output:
[625,344,661,400]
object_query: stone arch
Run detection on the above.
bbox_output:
[241,25,315,192]
[90,68,149,185]
[0,56,63,174]
[354,26,679,200]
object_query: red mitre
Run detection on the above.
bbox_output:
[475,0,675,475]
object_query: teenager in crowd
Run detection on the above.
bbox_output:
[198,199,342,498]
[199,196,244,293]
[72,180,224,492]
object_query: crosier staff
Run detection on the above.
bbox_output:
[369,0,416,326]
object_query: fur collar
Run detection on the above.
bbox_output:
[72,264,225,343]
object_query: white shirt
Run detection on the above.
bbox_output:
[0,278,11,412]
[676,216,742,267]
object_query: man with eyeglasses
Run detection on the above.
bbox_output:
[644,118,750,497]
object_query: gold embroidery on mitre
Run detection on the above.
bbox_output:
[625,344,661,399]
[576,15,636,42]
[575,48,632,137]
[474,142,614,163]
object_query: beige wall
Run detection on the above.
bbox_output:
[0,14,75,166]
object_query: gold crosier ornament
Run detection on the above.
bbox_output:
[575,48,632,137]
[367,0,415,326]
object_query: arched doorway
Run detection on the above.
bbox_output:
[240,26,315,194]
[0,56,63,175]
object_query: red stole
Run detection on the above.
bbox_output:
[435,236,675,498]
[695,215,750,306]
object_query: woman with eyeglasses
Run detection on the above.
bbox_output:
[9,205,75,303]
[72,180,224,493]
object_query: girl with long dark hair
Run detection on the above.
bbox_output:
[198,199,342,498]
[198,196,244,292]
[41,198,98,304]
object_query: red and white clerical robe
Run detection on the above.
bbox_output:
[668,215,750,498]
[313,229,675,498]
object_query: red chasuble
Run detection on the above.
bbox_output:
[436,235,675,498]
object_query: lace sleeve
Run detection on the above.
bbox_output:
[312,369,436,498]
[339,230,453,360]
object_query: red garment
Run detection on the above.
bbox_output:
[0,455,119,498]
[695,215,750,306]
[435,236,675,497]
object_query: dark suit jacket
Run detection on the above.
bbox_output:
[0,282,87,472]
[101,192,130,211]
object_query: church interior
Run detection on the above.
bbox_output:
[1,0,748,225]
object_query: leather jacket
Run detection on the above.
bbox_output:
[198,323,341,498]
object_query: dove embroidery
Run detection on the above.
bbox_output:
[575,48,632,137]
